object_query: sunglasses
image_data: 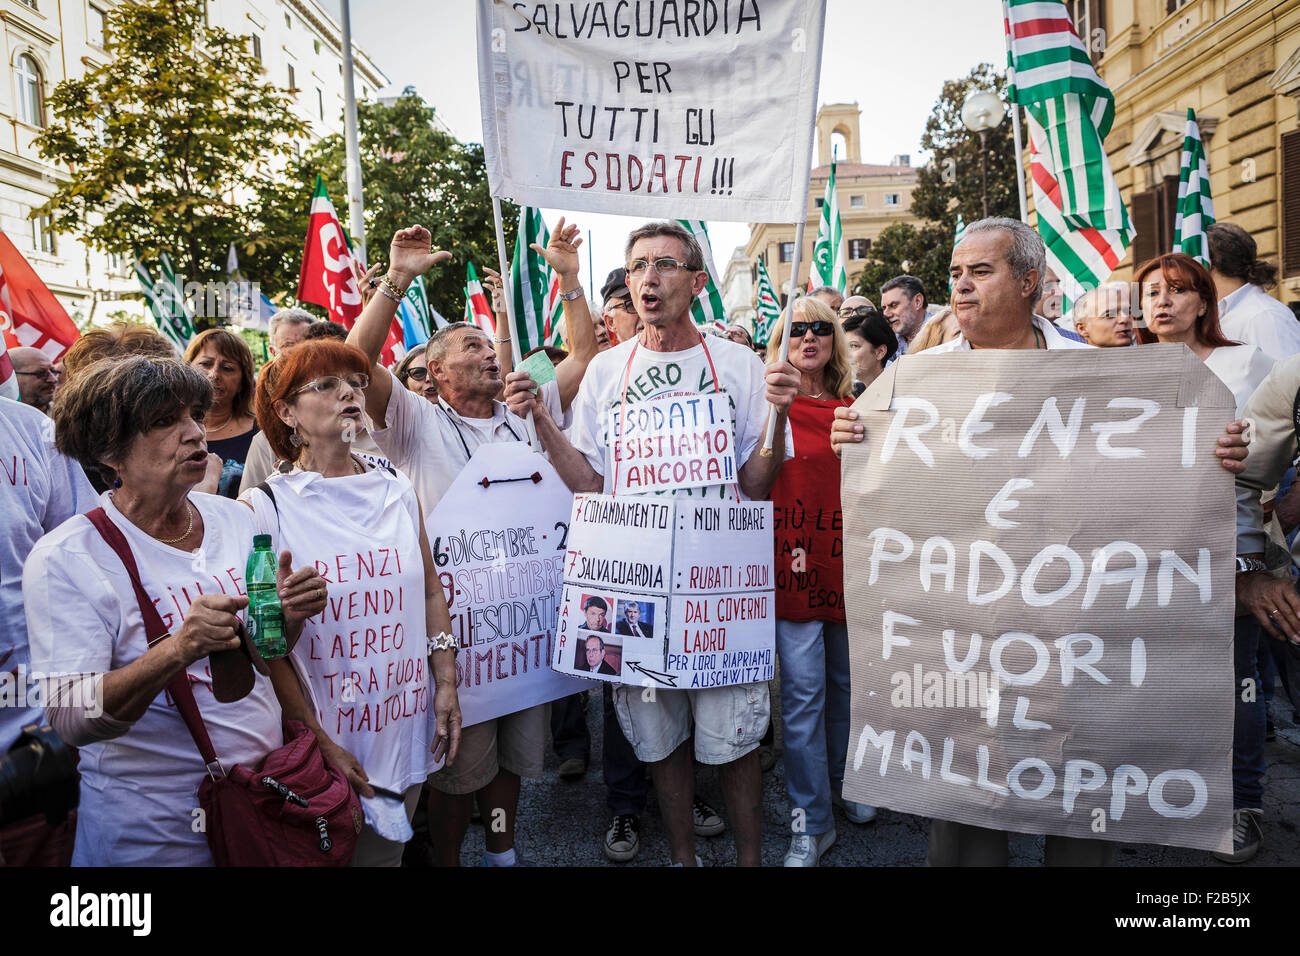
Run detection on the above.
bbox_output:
[406,367,429,381]
[790,321,835,338]
[838,306,874,319]
[296,373,369,395]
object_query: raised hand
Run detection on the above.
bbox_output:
[387,225,451,286]
[531,216,582,279]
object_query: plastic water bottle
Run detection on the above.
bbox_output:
[246,534,286,659]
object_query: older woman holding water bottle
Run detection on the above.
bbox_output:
[23,356,327,866]
[243,338,462,866]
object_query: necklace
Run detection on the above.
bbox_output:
[803,390,826,399]
[205,409,234,433]
[155,502,195,545]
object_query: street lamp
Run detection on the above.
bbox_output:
[961,89,1007,219]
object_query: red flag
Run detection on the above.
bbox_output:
[0,338,15,402]
[0,229,80,361]
[296,176,363,325]
[465,262,496,335]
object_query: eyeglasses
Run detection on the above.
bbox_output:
[406,367,429,381]
[296,373,369,395]
[625,257,693,278]
[838,306,874,319]
[604,300,638,315]
[15,368,60,380]
[790,321,835,338]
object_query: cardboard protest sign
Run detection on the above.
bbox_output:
[609,393,738,495]
[427,442,587,726]
[554,493,774,687]
[475,0,826,222]
[839,345,1235,854]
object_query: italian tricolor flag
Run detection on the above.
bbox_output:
[464,262,496,335]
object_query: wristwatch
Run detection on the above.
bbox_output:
[1235,556,1268,574]
[558,285,584,302]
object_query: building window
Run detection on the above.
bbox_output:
[779,243,795,263]
[316,88,324,120]
[88,4,107,47]
[850,195,864,208]
[1165,0,1191,13]
[849,238,871,260]
[32,214,55,255]
[1283,131,1300,278]
[1130,175,1181,270]
[15,55,44,128]
[287,64,296,91]
[814,198,824,209]
[884,193,900,206]
[106,251,123,274]
[19,0,37,8]
[250,33,262,62]
[1065,1,1106,60]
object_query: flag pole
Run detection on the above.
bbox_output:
[759,217,807,457]
[1002,0,1029,223]
[491,195,540,448]
[340,0,368,264]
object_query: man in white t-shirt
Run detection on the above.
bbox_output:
[503,220,799,866]
[0,397,96,863]
[345,223,595,868]
[831,217,1252,866]
[1208,222,1300,363]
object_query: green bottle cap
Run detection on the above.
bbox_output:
[253,534,272,550]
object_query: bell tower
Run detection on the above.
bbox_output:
[816,103,861,166]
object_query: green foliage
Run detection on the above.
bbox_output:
[853,63,1020,304]
[851,222,951,307]
[246,87,515,315]
[33,0,309,286]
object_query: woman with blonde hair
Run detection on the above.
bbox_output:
[766,295,875,866]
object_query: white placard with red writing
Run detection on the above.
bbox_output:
[608,393,738,496]
[553,493,774,688]
[427,442,587,726]
[475,0,826,223]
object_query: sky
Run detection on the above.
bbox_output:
[325,0,1008,296]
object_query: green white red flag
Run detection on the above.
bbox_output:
[809,156,848,293]
[0,229,81,362]
[754,256,782,347]
[297,175,364,326]
[511,207,564,353]
[679,220,727,331]
[464,262,496,335]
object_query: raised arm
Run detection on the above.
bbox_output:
[538,218,599,411]
[345,225,450,427]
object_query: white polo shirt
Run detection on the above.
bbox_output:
[925,313,1094,354]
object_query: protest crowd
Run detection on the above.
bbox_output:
[3,0,1299,873]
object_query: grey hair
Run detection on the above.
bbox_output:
[808,285,842,300]
[425,321,486,365]
[624,221,705,271]
[961,217,1047,303]
[268,308,317,340]
[1070,282,1130,322]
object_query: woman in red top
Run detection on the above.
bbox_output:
[767,296,876,867]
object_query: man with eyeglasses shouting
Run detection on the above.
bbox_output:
[503,220,799,867]
[9,347,58,415]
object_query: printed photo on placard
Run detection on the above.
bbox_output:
[579,593,613,633]
[574,631,622,677]
[614,599,657,641]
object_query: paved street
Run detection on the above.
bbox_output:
[437,687,1300,868]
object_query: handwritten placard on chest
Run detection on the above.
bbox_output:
[609,392,737,496]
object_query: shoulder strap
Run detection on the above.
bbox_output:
[85,507,223,774]
[254,480,278,513]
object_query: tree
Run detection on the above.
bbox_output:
[34,0,308,289]
[850,222,950,307]
[247,88,515,315]
[910,63,1020,234]
[852,63,1020,306]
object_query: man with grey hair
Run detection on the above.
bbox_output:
[879,275,928,354]
[809,285,844,314]
[9,347,58,413]
[268,308,316,357]
[1070,282,1135,348]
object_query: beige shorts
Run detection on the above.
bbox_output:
[611,682,769,765]
[428,703,547,795]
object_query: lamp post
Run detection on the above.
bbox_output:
[961,90,1007,220]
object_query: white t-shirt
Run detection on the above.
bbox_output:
[1203,344,1275,417]
[0,398,96,750]
[370,369,562,511]
[568,333,792,501]
[23,491,284,866]
[241,464,435,794]
[239,428,393,494]
[1219,283,1300,364]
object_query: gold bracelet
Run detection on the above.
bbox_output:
[375,283,402,304]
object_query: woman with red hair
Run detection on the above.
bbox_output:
[242,339,462,866]
[1135,252,1273,415]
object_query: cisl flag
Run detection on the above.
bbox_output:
[0,229,80,360]
[296,176,363,324]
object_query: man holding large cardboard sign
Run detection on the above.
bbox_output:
[832,218,1250,864]
[506,220,797,866]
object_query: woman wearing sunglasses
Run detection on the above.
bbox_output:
[764,296,876,866]
[243,339,462,866]
[394,344,437,403]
